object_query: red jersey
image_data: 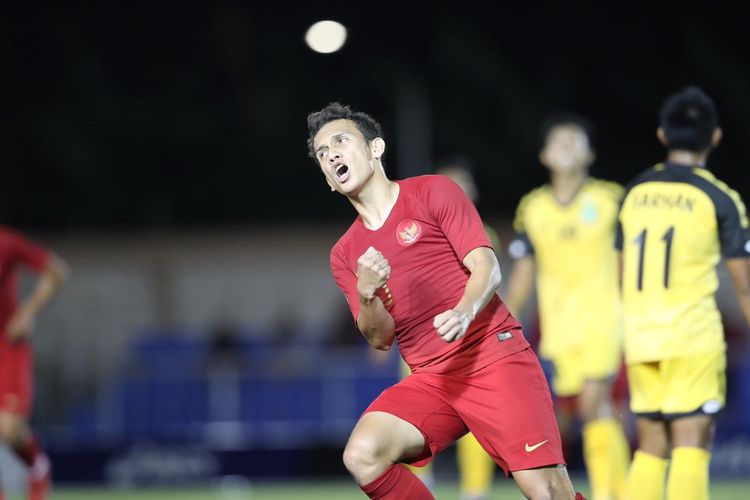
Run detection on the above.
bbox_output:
[330,175,525,374]
[0,227,49,343]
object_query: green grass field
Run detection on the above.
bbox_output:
[32,479,750,499]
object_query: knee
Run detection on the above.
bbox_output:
[517,469,574,500]
[578,400,600,423]
[577,388,611,422]
[638,431,669,458]
[343,434,386,477]
[521,483,555,500]
[523,484,574,500]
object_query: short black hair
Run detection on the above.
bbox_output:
[659,86,718,152]
[306,102,384,160]
[540,113,595,149]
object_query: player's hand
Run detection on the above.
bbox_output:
[356,246,391,299]
[433,309,471,342]
[7,307,35,343]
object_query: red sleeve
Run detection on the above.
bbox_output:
[424,176,491,260]
[330,244,360,321]
[4,228,50,272]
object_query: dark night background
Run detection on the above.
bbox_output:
[3,3,750,493]
[1,2,748,230]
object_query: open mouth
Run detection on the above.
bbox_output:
[335,164,350,182]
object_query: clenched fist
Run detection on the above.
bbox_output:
[433,309,471,342]
[357,246,391,299]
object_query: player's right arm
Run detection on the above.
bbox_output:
[8,255,68,343]
[505,192,537,317]
[355,246,396,350]
[3,228,70,343]
[504,255,535,318]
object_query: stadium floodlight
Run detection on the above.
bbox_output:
[305,20,347,54]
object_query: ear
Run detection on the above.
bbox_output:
[711,127,722,148]
[587,150,597,166]
[657,127,668,146]
[370,137,386,160]
[539,149,550,169]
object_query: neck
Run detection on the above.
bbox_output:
[350,174,400,230]
[550,168,587,204]
[666,149,708,168]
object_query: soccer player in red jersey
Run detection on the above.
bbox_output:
[0,227,68,500]
[308,102,584,500]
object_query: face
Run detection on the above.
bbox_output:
[540,124,594,175]
[313,119,384,195]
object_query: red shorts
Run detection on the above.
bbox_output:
[0,340,33,416]
[365,347,564,475]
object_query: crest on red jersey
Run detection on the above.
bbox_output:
[396,219,422,246]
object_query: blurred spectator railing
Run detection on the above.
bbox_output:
[54,331,400,450]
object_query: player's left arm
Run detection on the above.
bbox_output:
[726,258,750,328]
[8,254,69,343]
[713,184,750,329]
[433,246,501,343]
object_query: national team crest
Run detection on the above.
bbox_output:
[581,198,599,223]
[396,219,422,246]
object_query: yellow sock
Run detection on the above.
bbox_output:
[610,420,631,499]
[625,450,668,500]
[666,447,710,500]
[583,419,630,500]
[457,433,494,497]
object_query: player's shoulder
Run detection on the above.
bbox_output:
[588,177,624,200]
[690,168,742,199]
[397,175,467,211]
[623,163,747,216]
[689,167,748,221]
[624,164,665,189]
[516,184,550,212]
[400,174,457,194]
[330,219,361,261]
[0,225,21,243]
[620,164,678,201]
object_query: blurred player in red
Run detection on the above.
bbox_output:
[308,102,584,499]
[0,227,68,500]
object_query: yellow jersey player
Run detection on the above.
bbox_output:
[506,115,630,500]
[618,86,750,500]
[403,158,499,500]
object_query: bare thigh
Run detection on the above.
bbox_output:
[578,379,614,422]
[670,414,714,450]
[347,410,427,461]
[636,417,669,458]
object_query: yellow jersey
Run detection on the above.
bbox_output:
[510,178,624,359]
[616,162,750,363]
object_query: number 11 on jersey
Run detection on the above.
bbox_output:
[632,226,675,291]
